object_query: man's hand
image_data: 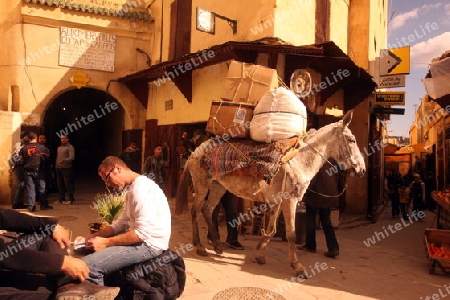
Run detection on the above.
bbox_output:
[61,256,90,282]
[86,236,110,251]
[52,224,71,249]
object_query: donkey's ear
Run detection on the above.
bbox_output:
[342,110,353,127]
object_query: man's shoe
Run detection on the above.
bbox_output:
[298,244,316,253]
[296,243,306,250]
[226,241,245,250]
[41,205,53,210]
[324,250,339,258]
[56,281,120,300]
[54,201,64,205]
[28,205,36,212]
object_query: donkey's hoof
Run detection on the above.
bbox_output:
[196,247,208,256]
[254,256,266,265]
[213,244,223,255]
[291,262,310,278]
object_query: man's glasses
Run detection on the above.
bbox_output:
[104,167,115,183]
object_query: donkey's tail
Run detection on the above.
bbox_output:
[175,166,192,215]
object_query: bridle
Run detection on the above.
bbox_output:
[304,125,360,171]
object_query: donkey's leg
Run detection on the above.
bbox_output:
[283,198,308,277]
[201,181,226,255]
[192,186,209,256]
[255,201,282,265]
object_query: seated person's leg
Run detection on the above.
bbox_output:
[0,270,53,300]
[0,233,67,298]
[82,243,163,286]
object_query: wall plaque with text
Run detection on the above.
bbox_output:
[59,27,116,72]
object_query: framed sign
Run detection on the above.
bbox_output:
[196,7,215,34]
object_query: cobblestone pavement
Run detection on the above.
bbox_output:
[4,188,449,300]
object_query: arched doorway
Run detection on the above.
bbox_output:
[43,88,124,191]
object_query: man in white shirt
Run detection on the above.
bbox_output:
[75,156,171,286]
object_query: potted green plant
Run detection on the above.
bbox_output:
[89,190,127,233]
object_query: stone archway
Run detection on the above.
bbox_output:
[43,88,124,186]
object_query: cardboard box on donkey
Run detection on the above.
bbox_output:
[221,61,279,105]
[206,101,254,138]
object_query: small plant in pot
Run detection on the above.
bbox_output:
[90,190,127,233]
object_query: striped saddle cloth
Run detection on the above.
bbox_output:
[199,136,300,183]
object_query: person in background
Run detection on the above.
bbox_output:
[402,168,415,187]
[37,134,52,204]
[18,132,52,212]
[409,173,426,222]
[387,170,402,218]
[161,141,171,168]
[10,131,29,209]
[177,131,192,171]
[207,192,245,250]
[301,161,341,258]
[0,208,119,299]
[55,135,75,205]
[398,180,410,221]
[142,145,167,189]
[119,142,141,173]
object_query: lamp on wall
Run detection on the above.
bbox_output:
[196,7,237,35]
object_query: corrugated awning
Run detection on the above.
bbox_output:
[118,40,376,109]
[23,0,153,22]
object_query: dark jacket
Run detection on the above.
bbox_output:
[108,249,186,300]
[303,164,342,209]
[143,156,167,186]
[0,208,64,274]
[18,141,48,172]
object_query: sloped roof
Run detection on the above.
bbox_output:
[23,0,153,22]
[119,40,376,109]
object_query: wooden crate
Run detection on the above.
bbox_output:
[424,228,450,275]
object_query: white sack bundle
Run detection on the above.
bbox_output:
[250,87,307,143]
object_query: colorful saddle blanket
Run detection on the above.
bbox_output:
[199,137,300,183]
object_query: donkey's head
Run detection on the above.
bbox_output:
[327,110,366,177]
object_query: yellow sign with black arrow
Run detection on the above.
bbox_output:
[379,47,410,76]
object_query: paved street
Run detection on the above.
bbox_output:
[167,201,450,300]
[3,186,449,300]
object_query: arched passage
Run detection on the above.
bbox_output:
[43,88,124,184]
